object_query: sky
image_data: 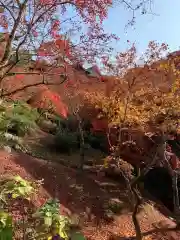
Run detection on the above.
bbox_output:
[1,0,179,63]
[103,0,180,55]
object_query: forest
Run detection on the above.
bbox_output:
[0,0,180,239]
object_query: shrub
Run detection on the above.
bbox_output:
[53,130,79,154]
[58,115,78,132]
[0,175,36,202]
[57,116,92,133]
[0,175,85,240]
[0,100,39,137]
[52,115,66,126]
[81,119,92,132]
[32,199,73,239]
[85,132,109,153]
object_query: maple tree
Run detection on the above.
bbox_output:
[83,41,180,239]
[86,41,180,131]
[0,0,155,96]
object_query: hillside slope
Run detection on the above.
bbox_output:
[1,149,180,240]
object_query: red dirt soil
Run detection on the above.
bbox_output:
[0,149,180,239]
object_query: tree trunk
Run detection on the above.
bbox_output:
[132,187,142,240]
[117,164,142,240]
[159,139,180,217]
[172,171,180,216]
[77,114,85,170]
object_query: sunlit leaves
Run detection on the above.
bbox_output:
[0,0,117,78]
[160,55,180,93]
[85,42,180,132]
[75,0,113,22]
[0,175,35,202]
[33,199,73,239]
[0,175,86,240]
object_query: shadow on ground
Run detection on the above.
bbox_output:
[12,151,130,223]
[109,226,180,240]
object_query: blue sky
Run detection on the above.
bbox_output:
[103,0,180,54]
[1,0,179,59]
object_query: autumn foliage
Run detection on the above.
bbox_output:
[0,1,179,150]
[27,87,68,118]
[1,2,180,240]
[0,0,120,84]
[84,42,180,132]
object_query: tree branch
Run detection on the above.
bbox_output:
[132,187,142,240]
[0,0,28,70]
[0,1,16,21]
[1,73,67,97]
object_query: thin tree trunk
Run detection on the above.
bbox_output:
[77,114,85,170]
[117,163,142,240]
[172,170,180,216]
[163,141,180,216]
[132,187,142,240]
[158,137,180,218]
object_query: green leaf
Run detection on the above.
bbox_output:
[0,212,10,227]
[71,232,86,240]
[13,175,24,182]
[0,213,12,240]
[59,229,68,239]
[44,216,52,226]
[11,193,19,199]
[0,228,13,240]
[17,187,26,195]
[45,212,52,217]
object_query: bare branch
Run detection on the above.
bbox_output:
[0,0,28,70]
[1,72,67,97]
[0,1,16,21]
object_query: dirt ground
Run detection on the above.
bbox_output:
[0,149,180,240]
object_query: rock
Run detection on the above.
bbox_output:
[38,120,57,134]
[3,145,12,153]
[153,219,177,229]
[109,198,123,205]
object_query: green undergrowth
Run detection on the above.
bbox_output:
[0,100,39,137]
[0,99,106,169]
[0,99,40,151]
[0,175,85,240]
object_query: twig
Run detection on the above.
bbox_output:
[132,188,142,240]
